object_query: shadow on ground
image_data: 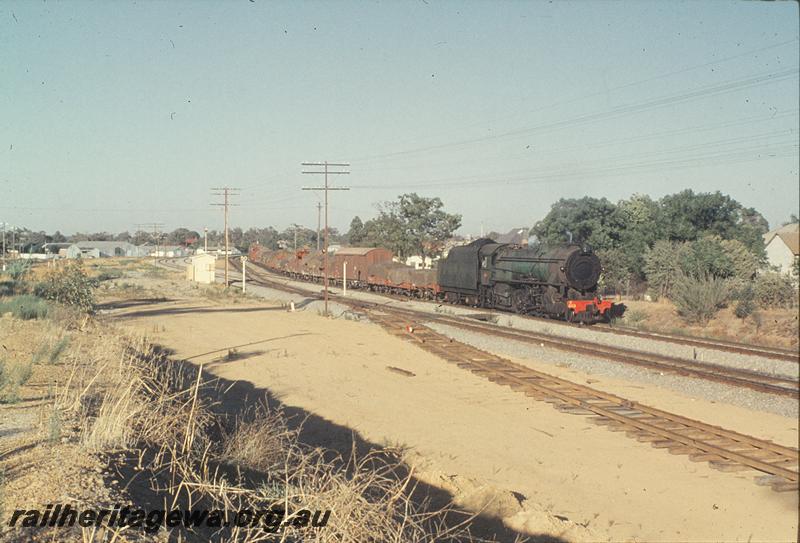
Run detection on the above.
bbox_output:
[109,348,569,543]
[110,305,286,319]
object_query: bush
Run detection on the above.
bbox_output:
[34,263,96,312]
[623,308,647,327]
[753,272,798,309]
[0,295,49,320]
[96,269,123,282]
[671,274,730,325]
[734,286,756,319]
[0,358,33,403]
[49,337,70,364]
[4,260,31,283]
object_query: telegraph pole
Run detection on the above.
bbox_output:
[291,223,304,251]
[211,187,240,288]
[135,223,165,262]
[302,162,350,315]
[316,202,322,251]
[1,222,6,271]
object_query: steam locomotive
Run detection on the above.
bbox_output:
[248,238,621,323]
[438,239,619,322]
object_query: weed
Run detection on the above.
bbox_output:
[0,295,49,320]
[0,358,33,403]
[49,337,70,364]
[623,309,648,327]
[95,269,123,282]
[48,406,62,443]
[31,343,50,365]
[671,274,729,325]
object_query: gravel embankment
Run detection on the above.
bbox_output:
[425,321,799,419]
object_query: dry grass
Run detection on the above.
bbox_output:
[18,311,486,542]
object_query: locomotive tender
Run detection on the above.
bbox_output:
[249,238,620,323]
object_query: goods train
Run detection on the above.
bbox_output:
[248,239,623,323]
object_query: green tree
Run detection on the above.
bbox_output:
[611,194,663,280]
[166,228,200,246]
[643,240,687,299]
[360,194,461,259]
[532,197,621,250]
[659,190,767,257]
[596,248,631,296]
[347,216,366,245]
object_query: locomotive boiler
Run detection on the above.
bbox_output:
[437,238,615,321]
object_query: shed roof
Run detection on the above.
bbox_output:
[191,253,216,261]
[75,241,133,249]
[335,247,387,256]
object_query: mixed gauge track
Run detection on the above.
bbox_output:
[161,258,800,491]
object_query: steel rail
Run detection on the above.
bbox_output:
[367,311,799,492]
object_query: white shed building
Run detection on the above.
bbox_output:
[186,253,217,284]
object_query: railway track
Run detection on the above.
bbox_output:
[590,323,799,363]
[366,311,799,493]
[372,305,800,399]
[164,258,800,491]
[229,260,799,399]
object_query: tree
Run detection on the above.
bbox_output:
[166,228,199,247]
[611,194,662,280]
[659,190,767,257]
[532,197,621,251]
[596,248,631,296]
[347,216,366,245]
[643,240,686,299]
[359,194,461,259]
[51,231,67,243]
[132,230,151,246]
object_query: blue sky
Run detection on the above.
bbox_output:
[2,0,798,235]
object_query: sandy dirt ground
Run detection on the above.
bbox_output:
[110,295,798,543]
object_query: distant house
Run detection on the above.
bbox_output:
[404,255,437,269]
[763,223,799,273]
[496,228,530,245]
[43,243,79,258]
[139,245,191,258]
[74,241,139,258]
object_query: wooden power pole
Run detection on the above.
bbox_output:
[302,162,349,315]
[135,223,165,262]
[316,202,322,251]
[211,187,240,287]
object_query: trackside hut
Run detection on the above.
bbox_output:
[186,253,217,284]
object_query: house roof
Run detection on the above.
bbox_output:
[764,223,799,256]
[496,228,529,245]
[335,247,386,256]
[75,241,134,249]
[42,243,75,249]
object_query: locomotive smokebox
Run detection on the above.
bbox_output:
[563,249,602,290]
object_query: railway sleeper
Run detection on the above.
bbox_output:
[707,460,753,473]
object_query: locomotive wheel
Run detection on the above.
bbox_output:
[511,289,526,313]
